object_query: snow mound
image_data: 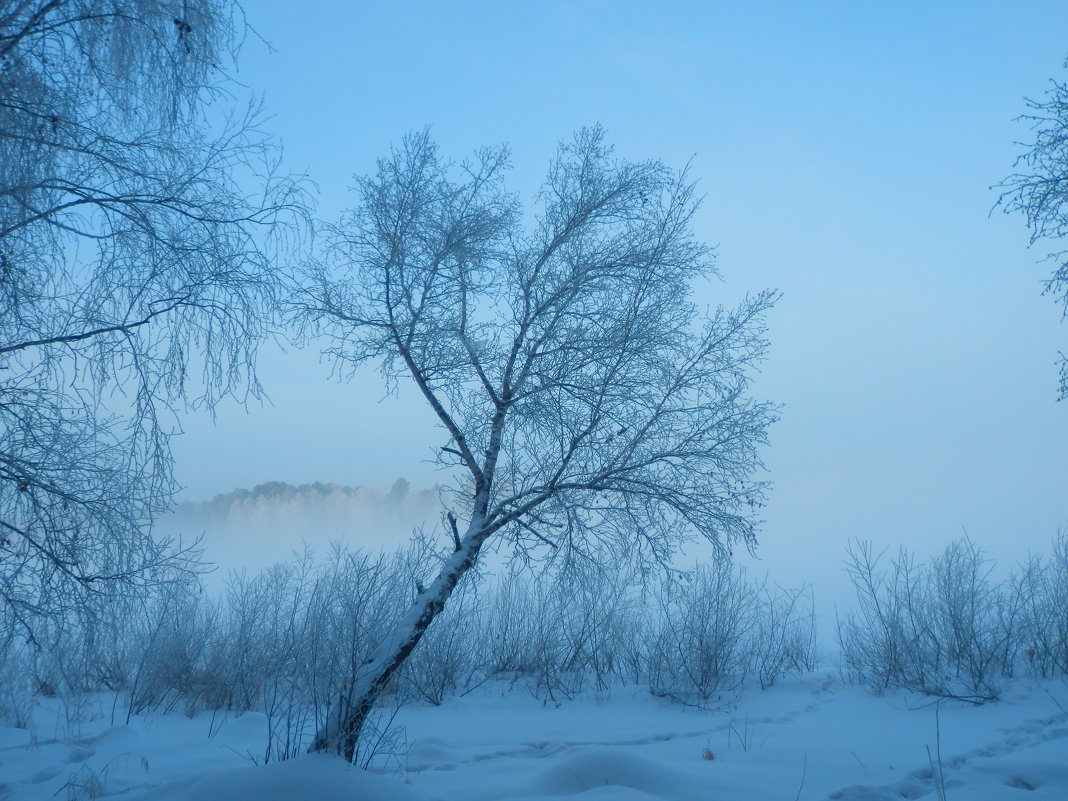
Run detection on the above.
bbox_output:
[123,754,430,801]
[528,748,699,800]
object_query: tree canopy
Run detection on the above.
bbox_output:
[1001,69,1068,398]
[301,128,776,759]
[0,1,305,637]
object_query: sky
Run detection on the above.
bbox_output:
[172,1,1068,608]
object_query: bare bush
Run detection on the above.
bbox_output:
[645,562,814,699]
[648,563,756,698]
[1,539,818,758]
[839,538,1026,702]
[1015,531,1068,677]
[754,584,817,690]
[12,531,1068,741]
[0,633,33,727]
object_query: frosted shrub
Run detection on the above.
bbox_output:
[479,573,536,678]
[461,567,649,702]
[554,569,643,691]
[0,634,33,727]
[648,562,756,697]
[126,582,217,717]
[646,562,813,699]
[929,540,1016,693]
[480,576,578,699]
[2,542,819,754]
[754,585,817,690]
[839,539,1020,702]
[1015,531,1068,677]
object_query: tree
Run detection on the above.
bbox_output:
[1000,67,1068,398]
[0,2,305,640]
[299,128,777,760]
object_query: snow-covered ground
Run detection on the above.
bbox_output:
[2,675,1067,800]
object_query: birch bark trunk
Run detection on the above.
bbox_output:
[309,516,490,761]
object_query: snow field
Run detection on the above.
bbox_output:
[2,674,1067,800]
[3,536,1067,799]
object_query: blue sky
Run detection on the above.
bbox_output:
[174,1,1068,597]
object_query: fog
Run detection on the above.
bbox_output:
[159,478,439,582]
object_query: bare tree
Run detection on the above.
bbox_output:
[0,2,306,639]
[999,66,1068,398]
[300,128,776,760]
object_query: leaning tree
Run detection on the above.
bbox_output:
[300,128,776,761]
[0,1,305,639]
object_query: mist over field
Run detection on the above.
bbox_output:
[159,479,440,579]
[157,475,1066,648]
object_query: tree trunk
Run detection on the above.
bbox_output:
[309,518,490,762]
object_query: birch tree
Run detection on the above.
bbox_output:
[0,2,305,639]
[301,128,776,761]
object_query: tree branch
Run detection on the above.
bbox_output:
[0,298,190,355]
